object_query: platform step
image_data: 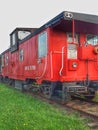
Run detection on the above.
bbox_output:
[66,85,87,93]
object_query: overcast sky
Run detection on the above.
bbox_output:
[0,0,98,53]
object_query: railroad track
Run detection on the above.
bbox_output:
[72,96,98,104]
[66,98,98,118]
[65,97,98,129]
[31,91,98,119]
[31,92,98,129]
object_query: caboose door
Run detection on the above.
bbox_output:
[18,49,24,77]
[36,32,47,78]
[11,50,24,79]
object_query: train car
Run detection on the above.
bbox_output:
[0,11,98,102]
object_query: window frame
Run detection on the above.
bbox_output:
[19,49,24,62]
[1,55,4,67]
[38,32,48,58]
[5,55,9,65]
[10,31,18,52]
[67,33,79,43]
[18,31,31,41]
[86,34,98,45]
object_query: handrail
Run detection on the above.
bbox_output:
[59,46,66,76]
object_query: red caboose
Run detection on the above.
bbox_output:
[0,11,98,101]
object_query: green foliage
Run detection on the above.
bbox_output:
[0,83,90,130]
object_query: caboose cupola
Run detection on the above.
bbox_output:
[10,28,37,52]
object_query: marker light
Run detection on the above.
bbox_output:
[72,62,78,68]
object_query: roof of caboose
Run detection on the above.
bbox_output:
[47,11,98,25]
[20,11,98,44]
[10,27,38,35]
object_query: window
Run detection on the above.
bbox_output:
[10,31,18,52]
[19,49,24,62]
[38,32,47,58]
[6,56,8,65]
[12,33,16,45]
[1,55,4,67]
[18,31,31,40]
[67,33,79,43]
[68,44,77,59]
[87,34,98,45]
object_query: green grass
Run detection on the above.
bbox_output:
[0,83,90,130]
[93,91,98,101]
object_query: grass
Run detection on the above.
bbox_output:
[93,91,98,101]
[0,83,91,130]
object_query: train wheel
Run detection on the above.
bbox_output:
[40,85,52,99]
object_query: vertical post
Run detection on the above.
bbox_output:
[72,19,75,43]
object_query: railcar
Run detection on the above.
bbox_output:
[0,11,98,102]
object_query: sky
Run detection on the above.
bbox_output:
[0,0,98,53]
